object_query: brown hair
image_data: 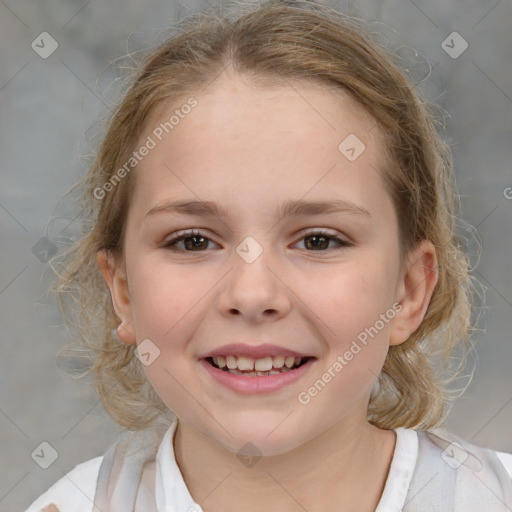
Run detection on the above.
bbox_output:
[53,0,476,431]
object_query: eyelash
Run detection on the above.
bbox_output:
[162,229,351,253]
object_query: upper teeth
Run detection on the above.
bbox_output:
[213,355,302,371]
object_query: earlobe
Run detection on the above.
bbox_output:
[96,250,137,345]
[389,240,439,347]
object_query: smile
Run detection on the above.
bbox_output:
[200,355,315,394]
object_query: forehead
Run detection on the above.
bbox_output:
[157,73,378,148]
[131,73,391,221]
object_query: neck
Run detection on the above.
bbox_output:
[173,414,396,512]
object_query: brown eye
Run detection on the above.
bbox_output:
[163,230,216,252]
[182,235,209,250]
[297,231,350,251]
[304,234,331,250]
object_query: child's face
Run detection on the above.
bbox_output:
[102,73,436,455]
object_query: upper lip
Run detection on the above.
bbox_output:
[199,343,313,360]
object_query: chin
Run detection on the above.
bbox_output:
[204,416,307,458]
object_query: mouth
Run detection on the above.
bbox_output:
[204,355,312,377]
[198,343,316,393]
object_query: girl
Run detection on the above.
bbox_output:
[26,1,512,510]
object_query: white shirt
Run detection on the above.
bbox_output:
[25,420,512,512]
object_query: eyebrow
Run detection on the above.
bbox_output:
[144,198,372,221]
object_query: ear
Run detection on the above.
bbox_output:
[389,240,439,346]
[96,250,136,345]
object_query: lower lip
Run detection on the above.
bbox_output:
[199,358,315,394]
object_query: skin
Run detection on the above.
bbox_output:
[98,71,438,512]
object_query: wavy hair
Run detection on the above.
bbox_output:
[53,0,477,431]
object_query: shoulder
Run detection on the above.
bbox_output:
[419,427,512,477]
[412,428,512,509]
[25,456,102,512]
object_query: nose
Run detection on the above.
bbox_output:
[216,241,292,323]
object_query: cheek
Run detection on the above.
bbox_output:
[128,256,209,340]
[296,271,394,418]
[300,257,396,389]
[125,259,209,412]
[306,256,396,336]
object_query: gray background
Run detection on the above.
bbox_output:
[1,0,511,510]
